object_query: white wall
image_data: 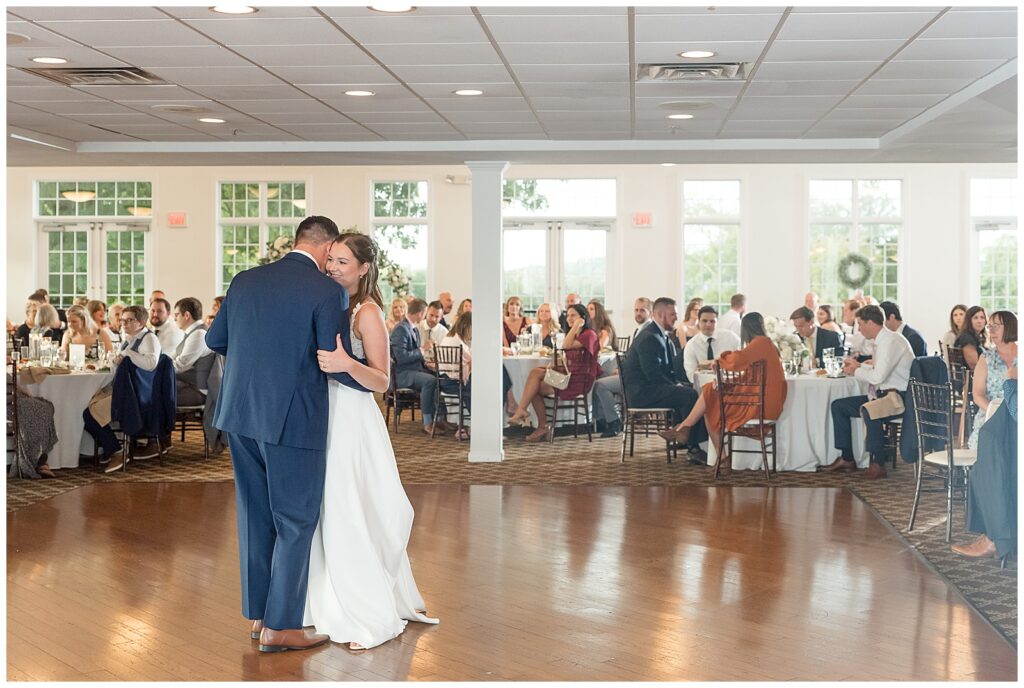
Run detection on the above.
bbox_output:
[7,161,1015,348]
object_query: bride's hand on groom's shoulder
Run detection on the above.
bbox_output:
[317,334,353,374]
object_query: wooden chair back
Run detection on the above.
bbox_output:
[714,359,766,433]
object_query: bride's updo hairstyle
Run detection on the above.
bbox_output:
[338,231,385,310]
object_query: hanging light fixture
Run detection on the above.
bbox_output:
[61,190,96,202]
[292,199,307,210]
[127,206,153,217]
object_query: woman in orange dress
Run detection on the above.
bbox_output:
[659,312,787,471]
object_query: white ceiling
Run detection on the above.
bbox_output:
[5,4,1018,166]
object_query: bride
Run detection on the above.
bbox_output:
[303,231,438,650]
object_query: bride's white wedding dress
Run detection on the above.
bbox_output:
[303,303,438,648]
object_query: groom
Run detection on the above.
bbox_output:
[207,215,365,653]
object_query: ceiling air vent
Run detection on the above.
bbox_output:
[22,67,168,87]
[637,62,749,81]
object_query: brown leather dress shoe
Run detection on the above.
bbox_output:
[817,457,857,472]
[250,619,263,640]
[258,627,330,653]
[862,463,888,480]
[951,535,998,558]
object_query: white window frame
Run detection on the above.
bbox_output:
[967,176,1018,311]
[680,178,744,314]
[368,178,432,300]
[215,180,310,294]
[806,176,906,306]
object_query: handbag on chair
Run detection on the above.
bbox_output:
[543,367,571,390]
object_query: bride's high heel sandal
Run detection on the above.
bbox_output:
[348,642,368,651]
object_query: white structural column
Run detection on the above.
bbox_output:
[466,161,508,462]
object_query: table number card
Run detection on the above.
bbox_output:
[69,344,86,370]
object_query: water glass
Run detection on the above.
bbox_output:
[510,342,519,356]
[20,346,29,363]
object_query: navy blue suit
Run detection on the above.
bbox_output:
[206,251,364,630]
[805,327,844,367]
[390,318,441,424]
[900,324,928,357]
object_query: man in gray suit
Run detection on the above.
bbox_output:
[390,298,447,436]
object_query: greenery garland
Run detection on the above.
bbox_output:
[837,252,873,291]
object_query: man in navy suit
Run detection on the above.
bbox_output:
[880,301,928,357]
[790,306,843,367]
[206,216,365,653]
[390,298,447,435]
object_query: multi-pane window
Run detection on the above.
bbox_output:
[971,178,1017,312]
[105,229,147,305]
[37,180,152,218]
[46,230,89,307]
[218,181,307,292]
[809,179,902,306]
[372,181,428,302]
[682,180,740,314]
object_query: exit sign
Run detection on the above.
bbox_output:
[167,212,187,228]
[632,212,653,228]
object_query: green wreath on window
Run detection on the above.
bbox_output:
[837,253,873,291]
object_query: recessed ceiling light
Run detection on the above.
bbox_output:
[32,57,67,64]
[667,114,694,120]
[210,5,258,14]
[8,33,31,46]
[368,4,416,13]
[199,117,226,123]
[344,90,375,97]
[453,89,483,96]
[660,163,676,167]
[678,50,717,59]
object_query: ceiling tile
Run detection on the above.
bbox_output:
[181,17,351,46]
[856,77,974,96]
[635,12,782,42]
[231,44,376,68]
[72,84,209,101]
[218,99,336,115]
[501,42,628,65]
[755,61,882,80]
[745,80,862,96]
[480,7,626,16]
[148,66,286,87]
[389,64,513,84]
[529,96,629,110]
[765,39,907,62]
[267,64,394,84]
[843,93,947,108]
[896,37,1018,61]
[484,14,626,43]
[920,10,1017,39]
[369,122,460,134]
[330,15,489,44]
[363,43,501,66]
[635,41,766,63]
[35,19,214,47]
[634,81,746,97]
[255,112,351,125]
[160,6,321,20]
[521,83,629,98]
[875,59,1008,80]
[7,45,130,68]
[10,6,166,20]
[411,83,523,98]
[188,84,310,100]
[832,107,927,119]
[324,97,433,113]
[513,64,629,82]
[428,96,532,112]
[102,45,253,68]
[16,100,146,115]
[777,11,938,41]
[441,110,539,123]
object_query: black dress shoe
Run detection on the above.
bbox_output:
[687,447,708,465]
[600,420,622,438]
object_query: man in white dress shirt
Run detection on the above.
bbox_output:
[716,294,745,341]
[841,298,876,360]
[418,300,450,355]
[682,306,741,384]
[823,304,914,480]
[150,297,184,354]
[593,297,655,438]
[171,297,212,407]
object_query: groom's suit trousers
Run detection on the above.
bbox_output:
[230,433,326,630]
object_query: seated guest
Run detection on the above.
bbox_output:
[107,302,125,345]
[508,304,601,442]
[418,300,449,353]
[438,312,472,441]
[954,371,1017,560]
[391,298,446,436]
[804,291,819,312]
[940,304,967,355]
[557,293,581,333]
[534,303,559,347]
[676,297,704,342]
[817,305,844,335]
[456,298,472,318]
[790,306,843,367]
[502,296,531,348]
[967,311,1017,449]
[592,297,655,437]
[204,296,224,327]
[31,303,62,342]
[659,312,787,473]
[83,305,162,472]
[587,299,617,350]
[149,289,166,305]
[683,306,741,383]
[438,291,454,328]
[879,300,927,357]
[61,304,113,357]
[385,297,408,334]
[955,305,988,370]
[86,299,120,346]
[717,294,745,341]
[825,304,915,479]
[171,297,213,407]
[149,298,183,354]
[7,377,58,479]
[841,298,875,359]
[620,297,707,462]
[632,297,653,339]
[14,294,45,342]
[31,288,67,327]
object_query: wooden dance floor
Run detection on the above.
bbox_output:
[7,482,1016,681]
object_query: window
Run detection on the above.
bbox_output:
[502,179,614,312]
[35,181,151,308]
[371,181,428,302]
[971,178,1017,312]
[682,180,740,314]
[809,179,902,307]
[218,181,307,292]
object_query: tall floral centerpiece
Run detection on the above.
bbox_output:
[763,316,809,362]
[257,234,294,265]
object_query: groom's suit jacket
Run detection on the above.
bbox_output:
[206,251,365,450]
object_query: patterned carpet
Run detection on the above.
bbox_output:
[7,419,1016,647]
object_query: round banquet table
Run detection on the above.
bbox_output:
[695,370,870,472]
[22,369,114,469]
[503,351,616,426]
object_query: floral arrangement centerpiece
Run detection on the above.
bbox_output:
[763,315,809,362]
[258,234,294,265]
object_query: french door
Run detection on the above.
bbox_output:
[502,219,610,315]
[38,221,150,307]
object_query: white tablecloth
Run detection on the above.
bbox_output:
[503,352,616,425]
[23,370,114,469]
[696,371,869,472]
